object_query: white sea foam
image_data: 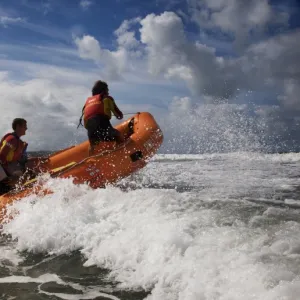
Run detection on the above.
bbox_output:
[154,152,300,163]
[0,245,23,266]
[2,153,300,299]
[0,273,120,300]
[0,273,63,284]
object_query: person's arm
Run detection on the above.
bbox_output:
[103,97,123,119]
[113,100,123,119]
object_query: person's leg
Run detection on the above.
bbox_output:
[106,127,124,143]
[88,144,94,156]
[0,180,11,195]
[1,162,25,187]
[88,140,98,156]
[86,117,101,156]
[87,116,122,155]
[0,165,8,182]
[5,162,24,177]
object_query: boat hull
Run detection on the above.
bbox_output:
[0,112,163,223]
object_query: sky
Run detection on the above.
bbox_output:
[0,0,300,153]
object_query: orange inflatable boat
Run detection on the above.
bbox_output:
[0,112,163,223]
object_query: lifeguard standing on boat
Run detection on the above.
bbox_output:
[79,80,124,155]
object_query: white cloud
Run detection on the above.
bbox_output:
[240,30,300,109]
[79,0,93,10]
[165,65,193,81]
[74,18,145,80]
[0,71,9,81]
[140,12,185,48]
[138,12,240,98]
[138,12,300,110]
[0,53,107,150]
[74,35,129,79]
[0,16,24,27]
[188,0,289,48]
[0,68,92,150]
[72,11,300,110]
[116,31,138,49]
[278,80,300,112]
[74,35,102,63]
[0,16,70,41]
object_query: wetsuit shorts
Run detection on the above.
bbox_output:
[85,115,120,145]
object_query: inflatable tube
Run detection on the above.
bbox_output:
[0,112,163,223]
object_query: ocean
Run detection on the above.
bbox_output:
[1,152,300,300]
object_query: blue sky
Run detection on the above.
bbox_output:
[1,0,185,53]
[1,0,300,152]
